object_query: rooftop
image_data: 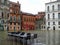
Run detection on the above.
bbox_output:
[45,0,60,4]
[21,11,36,16]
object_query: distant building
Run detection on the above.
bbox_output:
[8,1,21,32]
[45,0,60,30]
[35,12,45,30]
[0,0,9,30]
[21,12,36,30]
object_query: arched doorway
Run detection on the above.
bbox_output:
[53,26,55,30]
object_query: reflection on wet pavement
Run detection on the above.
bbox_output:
[46,31,60,45]
[32,30,60,45]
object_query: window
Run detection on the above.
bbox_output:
[10,16,12,21]
[14,11,17,14]
[1,20,4,24]
[18,27,19,29]
[18,16,20,21]
[47,6,49,11]
[14,27,16,31]
[48,22,50,25]
[58,13,60,19]
[2,12,3,18]
[14,23,16,25]
[53,22,55,25]
[53,13,55,19]
[1,0,4,3]
[52,5,54,11]
[58,21,60,25]
[14,16,16,21]
[59,26,60,28]
[5,0,7,4]
[58,4,60,10]
[7,13,9,17]
[48,14,50,19]
[42,26,43,28]
[44,26,45,29]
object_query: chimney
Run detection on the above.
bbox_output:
[17,1,19,4]
[57,0,60,1]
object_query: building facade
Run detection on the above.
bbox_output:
[0,0,9,30]
[35,12,45,30]
[45,0,60,30]
[21,12,36,30]
[8,1,21,32]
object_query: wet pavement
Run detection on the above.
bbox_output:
[0,30,60,45]
[46,31,60,45]
[26,30,60,45]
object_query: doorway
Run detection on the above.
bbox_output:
[53,26,55,30]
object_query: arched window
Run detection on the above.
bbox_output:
[18,16,20,21]
[58,13,60,19]
[47,6,49,11]
[14,16,16,21]
[52,5,54,11]
[2,12,3,18]
[10,16,12,21]
[48,22,50,25]
[58,4,60,10]
[48,14,50,19]
[53,13,55,19]
[14,27,16,32]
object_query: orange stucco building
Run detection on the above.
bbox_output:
[21,12,36,30]
[8,1,21,32]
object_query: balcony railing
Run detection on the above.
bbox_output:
[46,9,60,13]
[46,18,60,21]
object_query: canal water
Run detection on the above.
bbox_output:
[0,30,60,45]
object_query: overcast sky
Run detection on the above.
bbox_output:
[10,0,56,14]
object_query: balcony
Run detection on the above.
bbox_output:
[46,9,60,13]
[46,18,60,21]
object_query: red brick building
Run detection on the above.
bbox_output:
[8,1,21,32]
[21,12,36,30]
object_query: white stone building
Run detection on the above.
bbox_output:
[45,0,60,30]
[0,0,9,30]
